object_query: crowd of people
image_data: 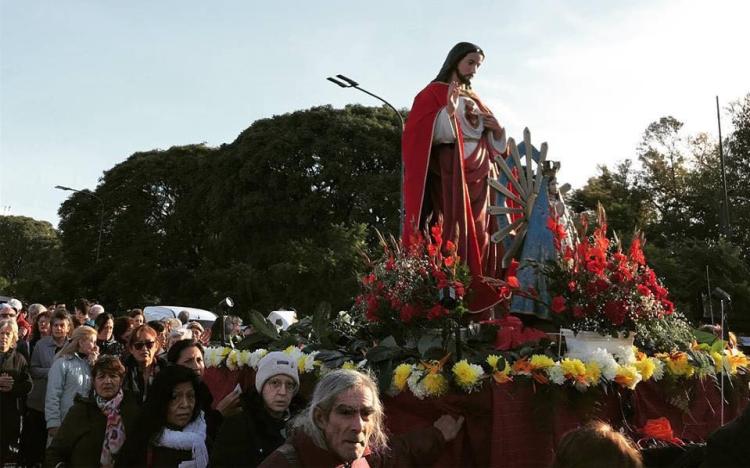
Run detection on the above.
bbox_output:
[5,297,750,467]
[0,299,467,467]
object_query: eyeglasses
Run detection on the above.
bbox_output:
[133,340,155,351]
[267,378,297,392]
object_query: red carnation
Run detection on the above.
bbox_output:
[445,240,456,253]
[636,284,652,297]
[427,244,438,257]
[551,295,567,314]
[427,305,448,320]
[661,299,675,315]
[399,304,420,323]
[604,300,628,326]
[444,256,455,267]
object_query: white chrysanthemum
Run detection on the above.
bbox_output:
[407,366,427,400]
[226,349,240,371]
[612,345,636,365]
[651,358,665,381]
[248,349,268,369]
[547,363,566,385]
[204,347,230,367]
[587,348,619,381]
[299,351,319,373]
[284,345,305,363]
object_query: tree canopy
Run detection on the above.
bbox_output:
[54,105,401,317]
[570,93,750,330]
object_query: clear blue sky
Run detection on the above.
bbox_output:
[2,0,748,226]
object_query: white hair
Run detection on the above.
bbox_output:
[167,328,193,350]
[293,369,388,453]
[0,318,19,348]
[89,304,105,319]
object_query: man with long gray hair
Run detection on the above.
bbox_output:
[259,368,463,467]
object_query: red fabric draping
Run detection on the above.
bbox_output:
[203,370,747,467]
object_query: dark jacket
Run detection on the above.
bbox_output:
[45,391,140,467]
[258,424,447,468]
[702,404,750,468]
[97,338,124,357]
[210,392,292,467]
[122,354,168,404]
[118,446,192,468]
[0,349,32,464]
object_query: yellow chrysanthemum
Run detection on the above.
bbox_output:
[665,353,694,378]
[560,359,587,380]
[529,355,555,370]
[634,356,655,381]
[422,372,449,397]
[393,363,412,391]
[585,361,602,384]
[341,361,356,370]
[726,353,750,375]
[711,351,724,373]
[615,365,641,390]
[452,360,484,391]
[486,355,501,370]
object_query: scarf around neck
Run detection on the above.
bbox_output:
[96,389,126,468]
[155,410,208,468]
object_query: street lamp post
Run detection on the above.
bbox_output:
[327,74,405,233]
[55,185,104,263]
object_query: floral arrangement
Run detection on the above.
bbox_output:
[384,346,748,399]
[204,343,748,399]
[350,223,471,332]
[204,345,320,374]
[543,207,675,336]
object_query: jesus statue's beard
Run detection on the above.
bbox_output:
[457,71,473,86]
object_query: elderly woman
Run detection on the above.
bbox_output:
[167,340,241,444]
[45,325,99,437]
[0,318,33,465]
[211,351,302,467]
[122,324,167,404]
[96,313,124,356]
[117,365,208,467]
[46,355,140,467]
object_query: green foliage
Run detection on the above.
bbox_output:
[569,93,750,332]
[55,105,401,316]
[0,215,64,303]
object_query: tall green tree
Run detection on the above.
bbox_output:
[0,215,63,303]
[57,105,401,316]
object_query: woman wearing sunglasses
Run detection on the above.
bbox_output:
[122,325,167,404]
[45,326,99,439]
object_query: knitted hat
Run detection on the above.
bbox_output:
[255,351,300,393]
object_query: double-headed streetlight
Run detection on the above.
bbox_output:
[327,74,404,232]
[55,185,104,263]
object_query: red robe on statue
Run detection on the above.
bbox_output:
[402,82,503,313]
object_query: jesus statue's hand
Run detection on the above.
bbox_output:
[482,113,504,140]
[446,81,460,117]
